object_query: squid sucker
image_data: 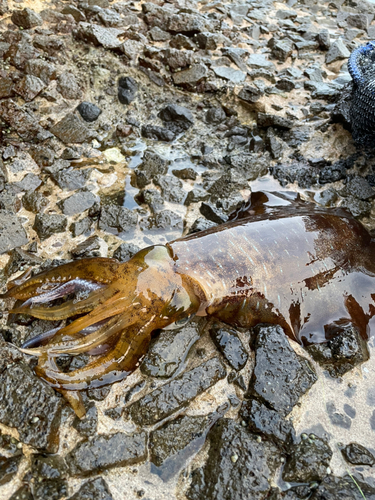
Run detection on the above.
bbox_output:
[1,191,375,418]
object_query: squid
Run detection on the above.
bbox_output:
[1,191,375,417]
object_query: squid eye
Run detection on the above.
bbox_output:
[163,314,194,330]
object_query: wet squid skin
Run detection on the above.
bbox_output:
[2,191,375,417]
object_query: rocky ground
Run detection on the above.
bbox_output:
[0,0,375,498]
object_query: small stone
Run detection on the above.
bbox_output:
[0,100,50,142]
[283,435,332,483]
[158,103,194,134]
[209,323,248,371]
[0,211,28,254]
[213,67,246,84]
[326,402,352,430]
[325,39,350,64]
[50,114,93,144]
[77,102,102,122]
[11,8,43,29]
[74,22,124,50]
[0,456,21,486]
[72,403,98,437]
[58,190,98,216]
[238,85,264,104]
[128,357,226,426]
[205,107,226,124]
[341,442,375,466]
[313,475,375,499]
[25,59,57,84]
[149,26,170,41]
[141,125,175,142]
[68,478,114,500]
[113,242,140,262]
[141,324,199,378]
[247,53,276,72]
[173,64,208,88]
[118,76,138,105]
[99,205,138,234]
[67,431,147,476]
[33,214,67,241]
[13,75,45,102]
[57,72,82,100]
[247,325,317,416]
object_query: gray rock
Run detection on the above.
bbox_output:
[213,67,246,84]
[112,242,140,262]
[238,85,264,103]
[257,112,294,129]
[247,53,276,72]
[205,107,226,124]
[170,34,196,50]
[5,33,41,70]
[150,414,214,466]
[0,341,62,452]
[11,8,43,28]
[117,76,138,105]
[29,145,55,167]
[282,434,333,483]
[70,217,92,237]
[271,39,294,61]
[13,75,45,102]
[310,475,375,500]
[150,26,171,41]
[343,177,375,201]
[187,418,281,500]
[141,324,199,378]
[154,175,185,203]
[141,125,176,142]
[12,173,42,193]
[99,205,138,233]
[68,478,114,500]
[128,357,226,426]
[247,325,317,416]
[74,22,124,49]
[61,5,86,23]
[77,102,102,122]
[57,72,82,100]
[9,485,33,500]
[58,190,97,216]
[158,103,194,134]
[50,114,93,144]
[200,202,228,224]
[240,399,295,448]
[30,453,67,480]
[67,431,147,476]
[326,402,352,429]
[51,168,92,191]
[0,211,28,254]
[134,150,169,188]
[34,214,67,240]
[167,12,212,35]
[173,64,208,88]
[346,13,368,30]
[33,479,68,500]
[223,153,269,181]
[0,76,13,99]
[0,456,22,486]
[325,39,350,64]
[209,323,248,371]
[317,30,330,50]
[149,210,183,230]
[0,100,50,142]
[0,0,8,15]
[195,32,217,50]
[341,442,375,466]
[306,324,369,377]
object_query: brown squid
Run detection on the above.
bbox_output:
[1,191,375,417]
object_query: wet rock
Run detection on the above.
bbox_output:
[51,167,91,191]
[200,202,228,224]
[0,210,28,254]
[0,341,62,452]
[172,167,197,180]
[86,386,111,402]
[74,22,124,50]
[13,75,46,102]
[0,456,21,486]
[223,153,269,181]
[240,399,295,448]
[247,325,317,416]
[205,107,226,124]
[173,64,208,89]
[113,242,140,262]
[4,248,42,276]
[33,479,68,500]
[187,418,281,500]
[51,113,93,144]
[77,102,102,122]
[188,217,216,233]
[341,442,375,466]
[70,217,92,237]
[213,67,246,84]
[128,357,226,426]
[283,434,332,483]
[306,324,369,377]
[71,235,102,258]
[141,124,175,142]
[34,214,67,241]
[325,39,350,64]
[342,177,375,201]
[9,485,33,500]
[150,210,183,230]
[0,100,51,141]
[11,8,43,29]
[209,323,248,371]
[31,453,67,480]
[72,403,98,437]
[68,478,114,500]
[271,161,319,188]
[310,475,375,500]
[154,175,185,203]
[158,104,194,134]
[58,190,98,216]
[118,76,138,105]
[98,205,138,233]
[150,414,214,466]
[141,324,199,378]
[67,431,147,476]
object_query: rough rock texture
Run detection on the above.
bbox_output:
[247,325,317,416]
